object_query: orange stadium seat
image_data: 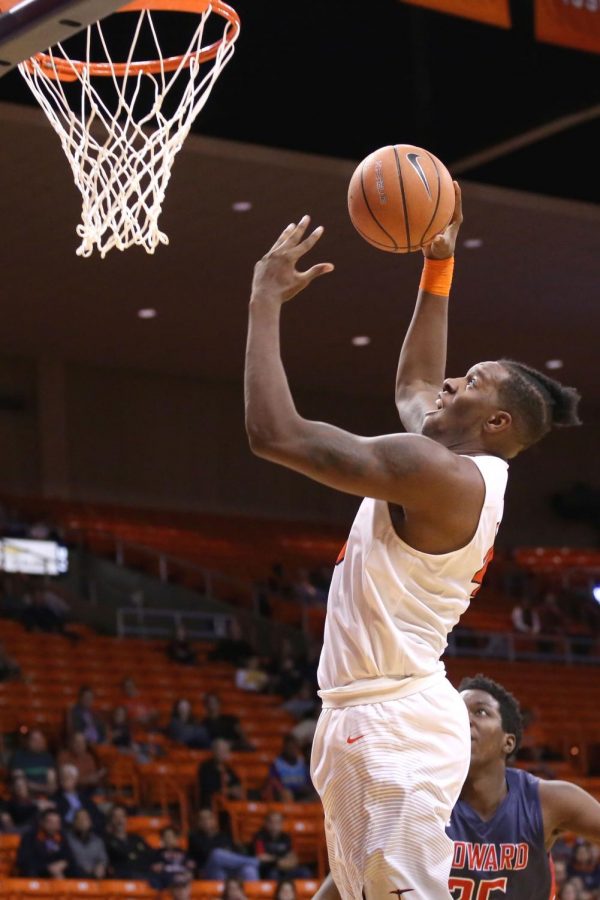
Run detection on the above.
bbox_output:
[0,833,19,876]
[99,881,157,899]
[2,880,62,899]
[189,882,223,899]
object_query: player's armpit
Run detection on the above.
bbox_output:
[540,780,600,846]
[311,872,341,900]
[250,420,483,514]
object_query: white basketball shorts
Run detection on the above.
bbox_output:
[310,676,470,900]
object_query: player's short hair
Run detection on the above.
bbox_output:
[459,674,523,757]
[497,359,581,449]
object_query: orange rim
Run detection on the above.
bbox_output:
[25,0,240,81]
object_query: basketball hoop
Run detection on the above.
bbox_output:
[17,0,240,256]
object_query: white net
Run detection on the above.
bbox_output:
[18,3,239,257]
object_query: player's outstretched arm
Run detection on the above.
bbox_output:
[244,217,483,518]
[540,780,600,848]
[395,181,463,434]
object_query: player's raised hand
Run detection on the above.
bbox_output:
[251,215,335,304]
[422,181,463,260]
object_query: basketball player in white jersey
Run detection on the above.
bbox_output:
[244,184,581,900]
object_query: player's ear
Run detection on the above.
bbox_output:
[484,410,512,434]
[503,732,516,757]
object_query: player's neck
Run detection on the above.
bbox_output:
[435,435,506,460]
[460,764,508,821]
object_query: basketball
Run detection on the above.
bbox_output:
[347,144,455,253]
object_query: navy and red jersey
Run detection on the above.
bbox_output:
[447,767,554,900]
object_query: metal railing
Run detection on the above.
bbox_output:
[446,627,600,665]
[117,606,232,639]
[65,525,257,611]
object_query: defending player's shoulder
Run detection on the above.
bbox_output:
[539,778,600,846]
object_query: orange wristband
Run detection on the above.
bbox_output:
[419,256,454,297]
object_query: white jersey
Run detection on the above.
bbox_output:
[318,454,508,707]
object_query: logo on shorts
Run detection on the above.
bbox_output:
[390,891,414,897]
[346,735,365,744]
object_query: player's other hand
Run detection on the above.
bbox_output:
[251,215,335,304]
[422,181,463,260]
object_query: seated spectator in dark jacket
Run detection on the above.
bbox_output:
[188,808,259,881]
[198,739,243,809]
[150,825,196,888]
[70,687,106,745]
[252,811,311,880]
[10,728,57,797]
[109,705,134,749]
[267,735,316,802]
[1,773,50,833]
[105,804,153,878]
[223,876,249,900]
[209,617,254,667]
[168,698,210,749]
[201,693,252,750]
[166,626,198,666]
[0,640,21,681]
[53,764,104,832]
[57,733,106,790]
[120,676,159,728]
[17,808,79,878]
[66,808,108,879]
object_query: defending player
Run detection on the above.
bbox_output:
[313,673,600,900]
[244,185,581,899]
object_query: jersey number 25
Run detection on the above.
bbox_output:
[449,877,508,900]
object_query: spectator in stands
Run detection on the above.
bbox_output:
[235,656,269,693]
[267,735,316,802]
[290,708,319,752]
[167,625,198,666]
[9,728,57,797]
[120,676,159,727]
[511,597,541,635]
[57,732,106,790]
[70,686,106,744]
[558,881,584,900]
[567,841,600,894]
[536,591,567,634]
[275,881,298,900]
[209,617,255,667]
[268,562,292,598]
[169,871,193,900]
[272,652,304,701]
[66,808,108,879]
[21,586,73,638]
[282,680,318,720]
[53,764,105,832]
[168,698,210,749]
[252,811,311,880]
[150,825,196,888]
[188,808,259,882]
[553,859,568,894]
[198,738,243,808]
[109,705,134,749]
[292,567,327,607]
[223,877,248,900]
[1,773,51,833]
[0,639,21,681]
[16,807,79,878]
[202,692,253,750]
[105,804,153,878]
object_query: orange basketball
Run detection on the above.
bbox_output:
[347,144,455,253]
